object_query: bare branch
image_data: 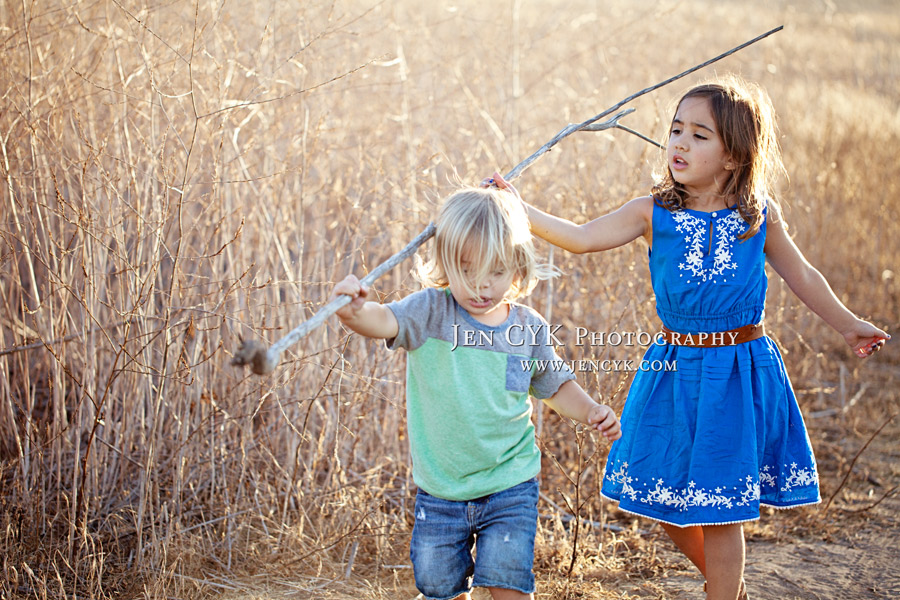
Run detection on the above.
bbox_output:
[199,58,384,120]
[504,25,783,181]
[823,412,897,512]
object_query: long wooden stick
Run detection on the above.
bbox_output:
[233,25,783,375]
[230,112,630,375]
[505,25,783,181]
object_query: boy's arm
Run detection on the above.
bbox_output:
[542,380,622,441]
[332,275,400,340]
[764,203,889,357]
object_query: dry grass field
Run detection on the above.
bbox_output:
[1,0,898,598]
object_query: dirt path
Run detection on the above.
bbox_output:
[742,528,900,600]
[609,496,900,600]
[221,498,899,600]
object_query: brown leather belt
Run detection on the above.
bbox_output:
[660,322,765,347]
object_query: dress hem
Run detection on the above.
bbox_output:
[601,492,821,528]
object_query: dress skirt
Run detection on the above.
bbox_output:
[601,336,820,527]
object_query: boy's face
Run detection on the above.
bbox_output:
[448,248,516,326]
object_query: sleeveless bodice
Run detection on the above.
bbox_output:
[650,203,766,332]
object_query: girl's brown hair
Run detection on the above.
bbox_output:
[653,75,787,238]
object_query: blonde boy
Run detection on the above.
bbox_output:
[331,186,620,600]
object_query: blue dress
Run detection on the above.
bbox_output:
[601,202,820,527]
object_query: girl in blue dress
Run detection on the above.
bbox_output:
[484,76,889,599]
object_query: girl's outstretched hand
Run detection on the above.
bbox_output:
[587,404,622,442]
[480,171,521,200]
[843,319,890,358]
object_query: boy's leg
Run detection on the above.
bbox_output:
[471,478,539,597]
[660,523,707,575]
[701,523,744,600]
[410,490,475,599]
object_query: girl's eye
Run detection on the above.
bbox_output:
[670,128,681,136]
[694,134,707,140]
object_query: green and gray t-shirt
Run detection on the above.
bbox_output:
[386,287,574,501]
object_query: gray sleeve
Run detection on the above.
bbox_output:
[384,288,442,351]
[525,312,576,400]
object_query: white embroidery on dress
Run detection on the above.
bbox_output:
[672,210,746,283]
[759,465,776,489]
[644,479,735,510]
[781,462,818,492]
[605,456,818,513]
[738,475,761,507]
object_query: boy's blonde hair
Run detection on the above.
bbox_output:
[416,186,557,301]
[653,75,787,239]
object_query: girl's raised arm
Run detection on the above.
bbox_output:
[527,195,654,254]
[764,202,889,357]
[487,172,652,254]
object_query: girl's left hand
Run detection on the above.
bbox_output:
[844,319,890,358]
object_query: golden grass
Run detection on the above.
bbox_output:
[1,0,898,598]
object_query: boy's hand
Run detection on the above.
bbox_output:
[587,404,621,442]
[332,275,369,321]
[843,319,890,358]
[329,275,399,339]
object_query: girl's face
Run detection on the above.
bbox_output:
[448,247,516,326]
[667,96,733,199]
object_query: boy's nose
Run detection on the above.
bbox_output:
[475,276,496,290]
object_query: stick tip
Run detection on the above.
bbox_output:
[232,340,279,375]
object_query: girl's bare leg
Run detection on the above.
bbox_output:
[488,588,532,600]
[660,523,707,575]
[702,523,745,600]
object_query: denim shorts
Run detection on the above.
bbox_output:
[409,477,539,600]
